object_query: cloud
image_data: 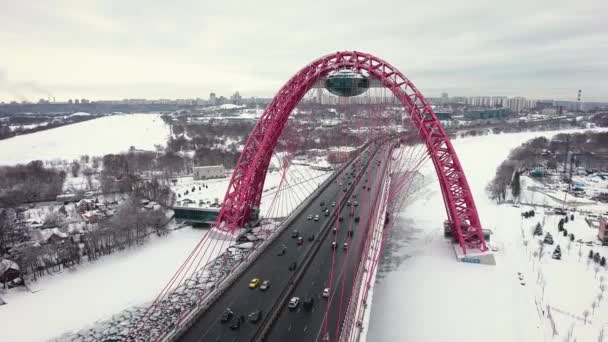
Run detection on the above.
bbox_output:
[0,0,607,102]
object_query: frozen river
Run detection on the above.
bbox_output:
[0,113,170,165]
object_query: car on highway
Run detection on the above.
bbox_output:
[289,262,297,271]
[339,216,344,222]
[248,310,262,323]
[320,201,325,207]
[291,230,299,238]
[288,297,300,310]
[302,296,314,311]
[277,245,286,256]
[343,187,347,192]
[230,315,244,330]
[347,201,352,206]
[307,214,313,220]
[347,229,353,237]
[249,278,261,289]
[260,280,270,291]
[343,242,348,250]
[332,241,337,249]
[220,308,234,323]
[314,215,320,221]
[332,227,337,234]
[354,216,360,222]
[308,233,315,241]
[322,288,330,298]
[297,236,304,245]
[331,201,336,207]
[324,211,330,217]
[353,201,358,206]
[367,186,371,191]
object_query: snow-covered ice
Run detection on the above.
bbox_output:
[0,114,169,165]
[366,128,608,342]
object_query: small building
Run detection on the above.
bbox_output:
[193,165,226,180]
[39,228,68,244]
[599,216,608,246]
[0,259,21,288]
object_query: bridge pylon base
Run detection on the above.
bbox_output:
[452,244,496,265]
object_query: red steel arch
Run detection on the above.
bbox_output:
[216,51,487,253]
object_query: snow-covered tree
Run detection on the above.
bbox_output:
[601,256,607,267]
[534,222,543,236]
[552,245,562,260]
[594,252,601,263]
[544,232,554,245]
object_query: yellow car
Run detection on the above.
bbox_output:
[248,278,261,289]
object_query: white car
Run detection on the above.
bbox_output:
[322,288,330,298]
[314,215,320,221]
[288,297,300,310]
[307,214,313,220]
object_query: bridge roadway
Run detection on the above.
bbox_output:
[264,143,390,342]
[177,143,387,342]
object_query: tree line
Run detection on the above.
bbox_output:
[486,131,608,202]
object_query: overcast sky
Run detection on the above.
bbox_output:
[1,0,607,102]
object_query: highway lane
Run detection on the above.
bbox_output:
[177,145,381,342]
[264,144,391,342]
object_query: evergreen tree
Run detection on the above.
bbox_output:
[590,250,595,259]
[552,245,562,260]
[594,252,601,263]
[511,171,521,199]
[564,215,569,223]
[563,229,568,237]
[544,232,554,245]
[569,233,575,242]
[570,214,574,221]
[601,257,606,267]
[533,223,543,236]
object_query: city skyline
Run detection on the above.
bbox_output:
[1,0,607,102]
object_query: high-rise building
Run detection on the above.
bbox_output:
[209,92,217,105]
[506,97,527,113]
[230,91,242,105]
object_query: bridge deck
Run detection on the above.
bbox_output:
[176,144,388,342]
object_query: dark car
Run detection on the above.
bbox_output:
[320,201,325,207]
[230,315,244,330]
[248,310,262,323]
[291,230,299,238]
[308,233,315,241]
[220,308,234,323]
[339,216,344,222]
[347,229,354,237]
[289,262,297,271]
[354,216,360,222]
[302,296,314,311]
[278,245,286,256]
[324,211,330,217]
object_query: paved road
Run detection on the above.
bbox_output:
[177,144,383,342]
[263,144,391,342]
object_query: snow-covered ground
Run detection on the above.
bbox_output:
[0,228,205,342]
[366,128,608,342]
[0,114,169,165]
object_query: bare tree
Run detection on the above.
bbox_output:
[583,309,590,324]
